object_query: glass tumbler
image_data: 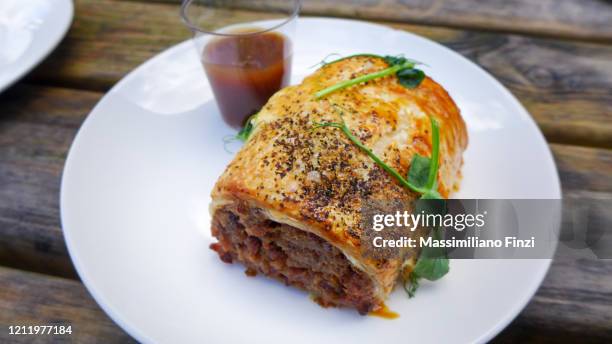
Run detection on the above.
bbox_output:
[181,0,300,129]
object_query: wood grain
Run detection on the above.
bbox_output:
[494,246,612,343]
[552,144,612,193]
[128,0,612,43]
[0,266,133,343]
[27,0,612,148]
[0,85,102,279]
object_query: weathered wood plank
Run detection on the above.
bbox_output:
[124,0,612,43]
[494,246,612,343]
[0,85,102,279]
[419,31,612,149]
[26,0,612,147]
[552,144,612,193]
[0,266,133,343]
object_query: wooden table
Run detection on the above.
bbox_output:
[1,0,611,342]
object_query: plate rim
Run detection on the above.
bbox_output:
[0,0,74,94]
[60,17,561,344]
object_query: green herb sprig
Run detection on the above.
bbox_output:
[402,117,448,296]
[222,113,259,153]
[404,224,449,297]
[236,113,258,142]
[314,54,425,99]
[312,108,449,297]
[312,110,439,196]
[401,116,448,296]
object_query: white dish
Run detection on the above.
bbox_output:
[61,18,561,343]
[0,0,73,94]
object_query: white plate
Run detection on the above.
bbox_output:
[61,18,561,343]
[0,0,73,93]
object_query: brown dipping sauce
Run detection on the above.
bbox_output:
[203,28,292,129]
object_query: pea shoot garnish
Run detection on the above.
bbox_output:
[312,107,448,298]
[312,108,440,196]
[235,113,257,142]
[405,226,449,297]
[314,54,425,99]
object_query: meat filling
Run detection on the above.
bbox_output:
[210,203,377,315]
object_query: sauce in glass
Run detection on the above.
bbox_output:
[202,28,292,129]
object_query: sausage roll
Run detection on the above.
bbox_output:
[209,55,468,314]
